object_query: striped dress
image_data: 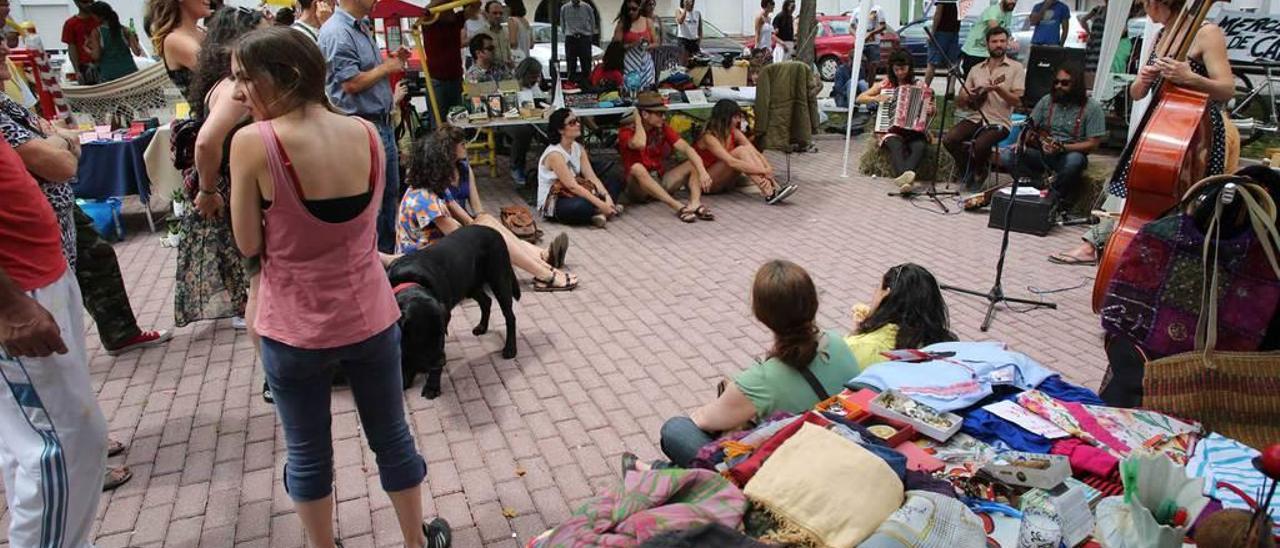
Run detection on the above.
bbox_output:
[622,20,656,91]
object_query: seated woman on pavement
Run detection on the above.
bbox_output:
[397,128,578,292]
[856,50,935,192]
[643,260,860,468]
[538,108,623,228]
[695,99,796,202]
[847,263,956,368]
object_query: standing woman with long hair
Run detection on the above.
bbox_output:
[85,2,140,83]
[771,0,795,62]
[695,99,796,203]
[228,27,452,548]
[613,0,656,91]
[856,50,934,191]
[178,7,265,395]
[507,0,533,63]
[754,0,776,58]
[145,0,211,101]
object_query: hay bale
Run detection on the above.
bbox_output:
[858,135,956,182]
[1065,163,1109,217]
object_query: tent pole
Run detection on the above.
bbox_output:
[840,0,872,178]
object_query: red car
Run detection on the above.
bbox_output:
[747,15,898,82]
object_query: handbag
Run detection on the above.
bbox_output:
[500,205,541,243]
[1141,177,1280,450]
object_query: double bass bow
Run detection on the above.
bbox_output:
[1090,0,1224,312]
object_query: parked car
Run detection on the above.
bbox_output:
[654,16,745,59]
[746,15,894,81]
[531,22,604,79]
[893,18,932,68]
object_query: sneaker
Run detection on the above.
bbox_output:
[894,170,917,193]
[105,329,173,356]
[232,316,248,331]
[766,183,798,205]
[262,382,273,404]
[423,517,452,548]
[510,168,527,187]
[591,214,607,228]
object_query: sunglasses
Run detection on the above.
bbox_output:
[1054,78,1072,86]
[566,118,581,126]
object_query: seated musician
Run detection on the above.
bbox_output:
[943,25,1024,191]
[857,49,935,192]
[998,63,1105,205]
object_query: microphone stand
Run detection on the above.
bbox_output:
[940,119,1056,332]
[887,26,961,212]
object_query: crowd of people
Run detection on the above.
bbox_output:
[0,0,1252,545]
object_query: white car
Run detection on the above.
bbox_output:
[530,22,604,79]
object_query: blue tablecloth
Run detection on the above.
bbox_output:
[74,129,157,202]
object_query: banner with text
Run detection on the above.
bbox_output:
[1218,9,1280,64]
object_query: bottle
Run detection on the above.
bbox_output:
[128,18,136,34]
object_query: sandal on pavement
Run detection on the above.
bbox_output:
[534,270,578,292]
[676,207,697,223]
[548,233,569,269]
[423,517,452,548]
[1048,253,1098,266]
[103,465,132,491]
[693,206,715,221]
[622,451,639,475]
[107,438,126,457]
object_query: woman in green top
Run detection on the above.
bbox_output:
[85,2,141,83]
[651,260,860,468]
[845,263,956,368]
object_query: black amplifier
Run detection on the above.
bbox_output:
[988,190,1056,236]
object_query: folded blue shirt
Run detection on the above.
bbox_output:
[847,341,1057,412]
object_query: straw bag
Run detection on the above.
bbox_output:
[1142,177,1280,450]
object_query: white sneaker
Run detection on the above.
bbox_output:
[894,170,917,193]
[232,316,247,331]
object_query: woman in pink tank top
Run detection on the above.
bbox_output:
[227,28,451,548]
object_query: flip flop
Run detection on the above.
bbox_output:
[1048,253,1098,266]
[107,438,126,457]
[693,206,715,221]
[103,465,132,491]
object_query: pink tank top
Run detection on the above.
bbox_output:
[253,119,399,349]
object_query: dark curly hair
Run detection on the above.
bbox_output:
[407,127,466,195]
[189,6,263,117]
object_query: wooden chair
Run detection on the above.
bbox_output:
[465,127,497,177]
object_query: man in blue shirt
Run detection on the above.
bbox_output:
[319,0,410,253]
[1029,0,1070,46]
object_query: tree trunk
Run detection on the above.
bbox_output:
[796,0,817,64]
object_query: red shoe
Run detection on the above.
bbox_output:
[105,330,173,356]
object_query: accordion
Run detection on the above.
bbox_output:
[873,85,933,134]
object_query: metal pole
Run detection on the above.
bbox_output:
[840,0,872,177]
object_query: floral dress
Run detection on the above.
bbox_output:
[173,81,248,327]
[0,96,77,270]
[396,187,454,253]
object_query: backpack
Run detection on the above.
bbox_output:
[500,205,541,243]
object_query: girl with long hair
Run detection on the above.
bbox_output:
[591,41,627,90]
[848,263,956,368]
[507,0,533,62]
[695,99,796,204]
[538,108,621,227]
[613,0,656,90]
[85,1,141,83]
[144,0,211,101]
[754,0,776,56]
[856,49,935,192]
[650,260,859,467]
[228,27,452,548]
[400,127,579,292]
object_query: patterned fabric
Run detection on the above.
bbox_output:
[529,468,747,547]
[73,205,141,348]
[1187,433,1280,537]
[464,61,513,85]
[0,95,77,270]
[396,187,453,253]
[166,67,194,103]
[1101,214,1280,357]
[1108,53,1228,198]
[173,182,248,327]
[623,26,657,91]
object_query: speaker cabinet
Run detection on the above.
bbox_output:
[1023,46,1086,109]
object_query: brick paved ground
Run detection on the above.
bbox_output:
[0,134,1111,547]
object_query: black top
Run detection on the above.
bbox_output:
[773,12,795,41]
[167,66,194,103]
[935,1,960,32]
[261,193,374,224]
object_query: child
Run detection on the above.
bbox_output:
[848,263,956,367]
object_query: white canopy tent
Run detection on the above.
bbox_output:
[840,0,874,177]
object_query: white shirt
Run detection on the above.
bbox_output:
[677,10,701,40]
[292,20,319,42]
[537,142,584,215]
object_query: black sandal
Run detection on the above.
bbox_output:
[676,207,697,223]
[534,270,578,292]
[693,206,715,221]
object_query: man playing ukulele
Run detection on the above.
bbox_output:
[943,26,1024,191]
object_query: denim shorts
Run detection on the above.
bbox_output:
[261,324,426,501]
[929,31,961,66]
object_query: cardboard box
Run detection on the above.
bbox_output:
[711,65,748,87]
[982,452,1070,490]
[868,389,962,442]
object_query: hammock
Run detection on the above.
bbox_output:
[61,62,181,127]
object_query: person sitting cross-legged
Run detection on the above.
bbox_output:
[999,63,1105,207]
[694,99,797,204]
[538,108,623,228]
[643,260,860,468]
[399,128,578,292]
[618,91,714,223]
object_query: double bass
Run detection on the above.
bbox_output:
[1090,0,1223,312]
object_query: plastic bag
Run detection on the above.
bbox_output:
[1094,455,1209,547]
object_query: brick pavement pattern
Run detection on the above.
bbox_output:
[0,135,1109,547]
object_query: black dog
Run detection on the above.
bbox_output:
[387,225,520,399]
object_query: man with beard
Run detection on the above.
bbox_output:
[1000,63,1104,205]
[960,0,1014,76]
[944,26,1024,191]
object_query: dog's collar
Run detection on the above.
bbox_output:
[392,282,421,295]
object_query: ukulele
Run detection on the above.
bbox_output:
[964,74,1007,109]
